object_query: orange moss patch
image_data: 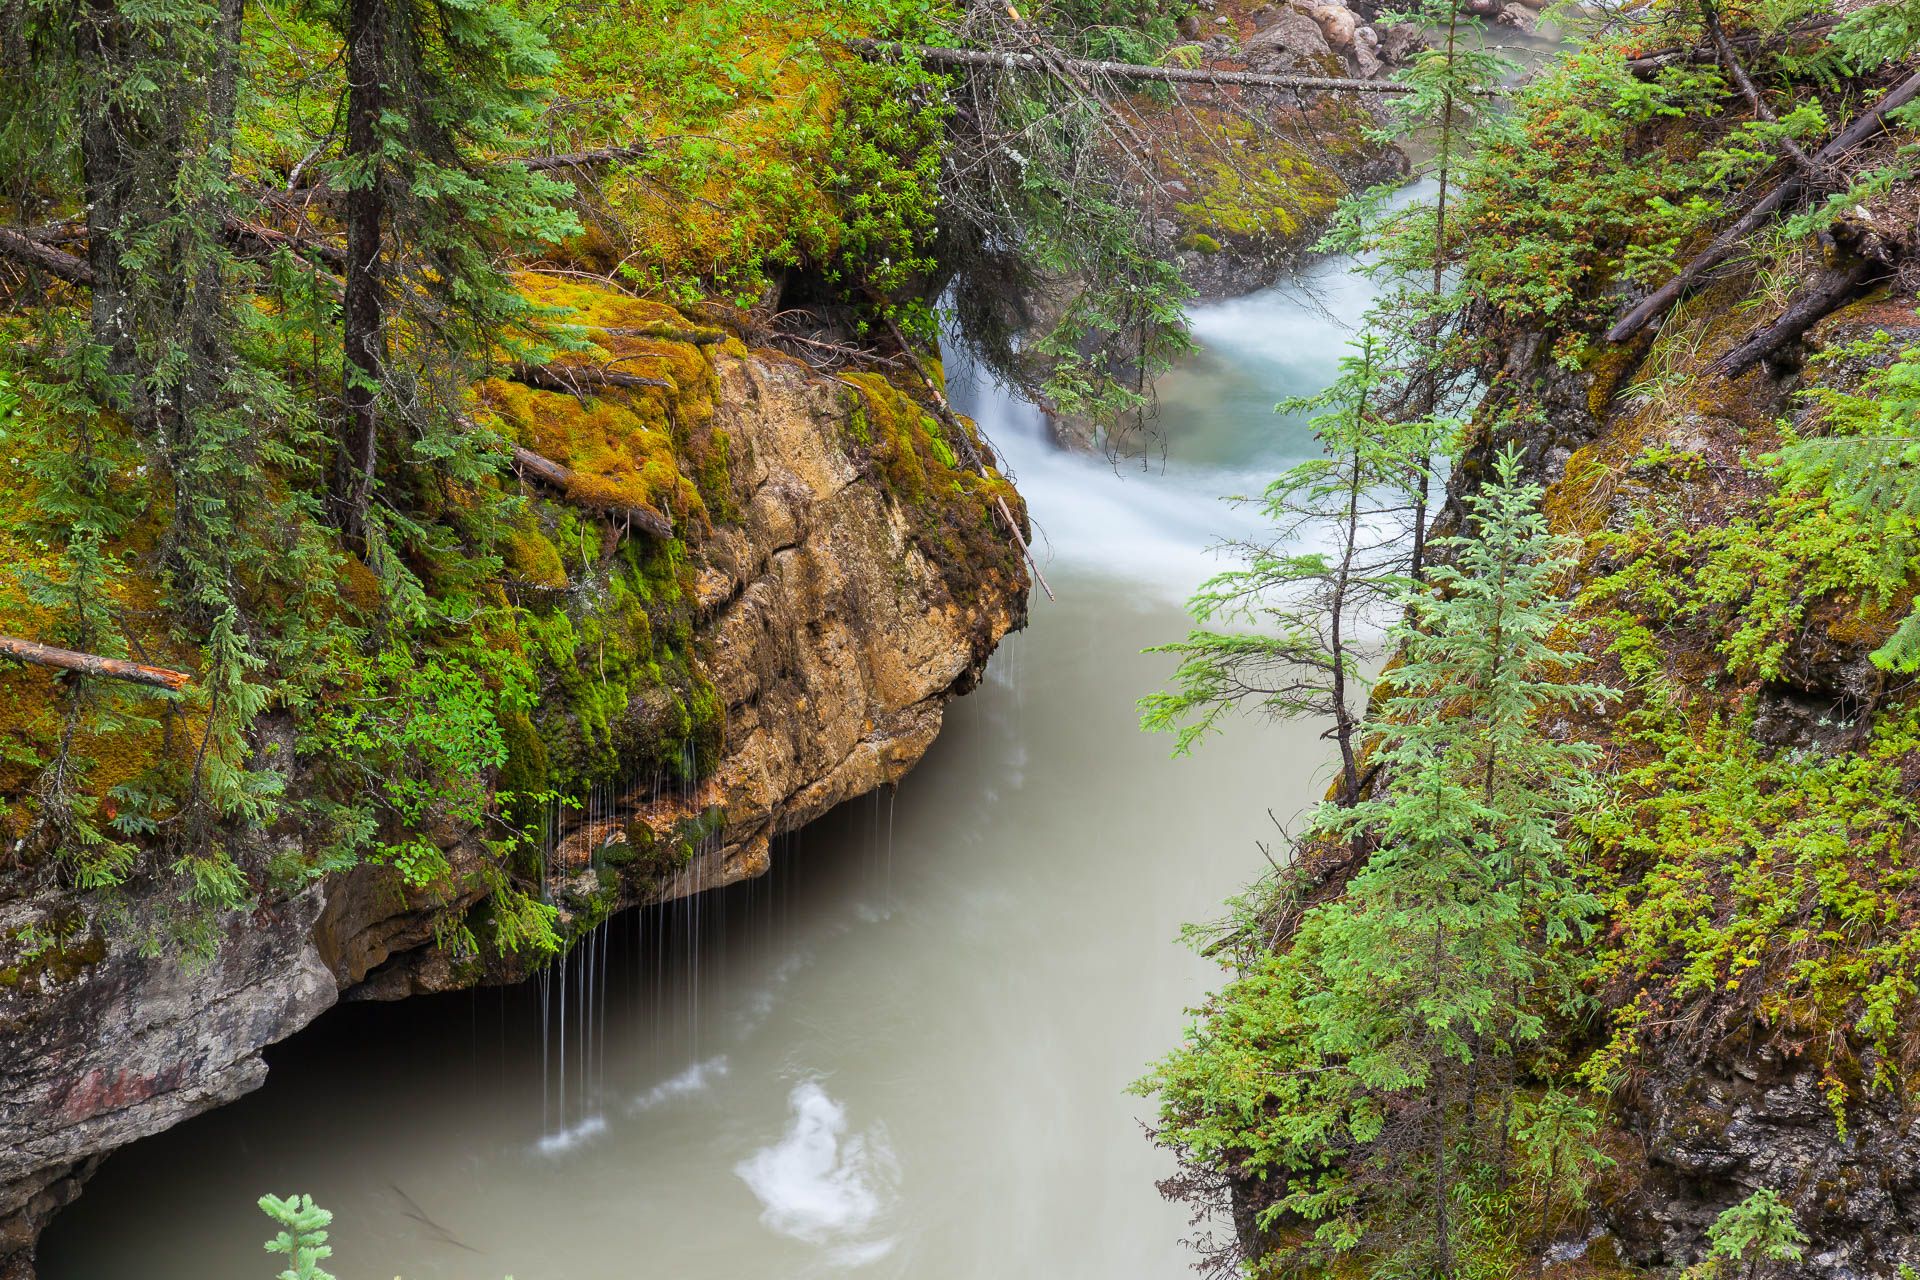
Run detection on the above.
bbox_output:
[0,411,212,844]
[501,274,738,535]
[483,377,698,520]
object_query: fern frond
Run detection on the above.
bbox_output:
[1871,603,1920,673]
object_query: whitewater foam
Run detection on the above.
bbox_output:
[735,1081,900,1258]
[632,1056,729,1111]
[532,1113,607,1156]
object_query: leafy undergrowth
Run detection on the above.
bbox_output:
[536,0,952,307]
[1553,316,1920,1127]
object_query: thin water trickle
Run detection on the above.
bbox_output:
[43,267,1371,1280]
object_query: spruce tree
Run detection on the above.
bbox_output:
[1142,336,1440,805]
[259,1193,335,1280]
[1317,0,1506,580]
[1143,451,1617,1277]
[325,0,578,544]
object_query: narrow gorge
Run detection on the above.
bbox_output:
[6,0,1920,1277]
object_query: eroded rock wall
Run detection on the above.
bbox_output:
[0,339,1027,1277]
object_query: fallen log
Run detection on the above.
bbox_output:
[0,218,346,287]
[508,362,671,395]
[1713,213,1899,378]
[221,219,349,271]
[0,225,93,286]
[1713,260,1883,377]
[848,38,1509,97]
[18,219,87,245]
[509,444,675,540]
[1607,67,1920,344]
[1624,16,1837,76]
[253,143,654,203]
[594,324,726,345]
[0,636,192,691]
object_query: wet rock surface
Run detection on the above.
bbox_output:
[1601,1043,1920,1278]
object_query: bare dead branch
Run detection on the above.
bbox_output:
[519,142,653,172]
[1701,1,1819,179]
[849,38,1510,97]
[0,636,192,691]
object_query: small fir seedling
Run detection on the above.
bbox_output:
[1706,1189,1806,1280]
[259,1193,334,1280]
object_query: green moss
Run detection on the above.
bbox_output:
[694,427,737,523]
[0,909,107,990]
[835,372,1025,605]
[502,506,569,588]
[592,801,726,892]
[1168,122,1344,246]
[496,706,550,807]
[520,528,723,801]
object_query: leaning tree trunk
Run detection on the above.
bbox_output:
[338,0,385,545]
[78,0,140,407]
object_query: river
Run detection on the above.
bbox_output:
[39,259,1378,1280]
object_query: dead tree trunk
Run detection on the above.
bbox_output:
[78,0,143,405]
[1608,67,1920,343]
[1713,213,1899,378]
[849,38,1510,97]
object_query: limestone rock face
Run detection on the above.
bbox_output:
[1602,1045,1920,1277]
[0,341,1027,1277]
